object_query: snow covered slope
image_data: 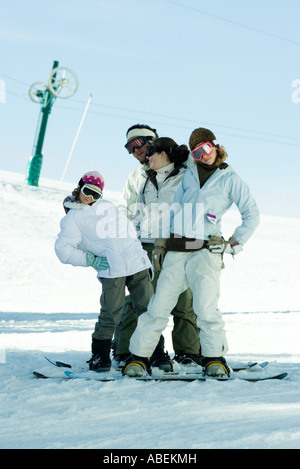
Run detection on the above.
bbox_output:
[0,170,300,449]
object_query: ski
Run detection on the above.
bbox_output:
[33,367,71,379]
[45,356,72,368]
[156,361,269,376]
[33,357,271,381]
[231,361,268,371]
[34,357,272,382]
[63,370,288,383]
[33,363,287,382]
[33,371,49,379]
[44,356,268,373]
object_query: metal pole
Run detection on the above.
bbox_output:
[25,60,59,186]
[60,92,93,182]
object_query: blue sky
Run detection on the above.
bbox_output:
[1,0,300,218]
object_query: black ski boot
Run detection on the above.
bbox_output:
[150,335,173,372]
[174,353,199,366]
[122,354,151,377]
[202,356,230,377]
[88,339,112,372]
[114,353,131,366]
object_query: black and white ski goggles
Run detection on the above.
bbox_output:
[124,136,152,154]
[191,140,218,161]
[146,145,157,157]
[81,184,102,201]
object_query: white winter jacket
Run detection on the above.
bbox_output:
[118,164,148,220]
[132,165,187,243]
[55,199,151,278]
[118,154,195,221]
[165,164,260,245]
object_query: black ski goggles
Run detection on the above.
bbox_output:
[124,136,152,154]
[146,145,157,157]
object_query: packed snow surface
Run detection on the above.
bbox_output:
[0,170,300,449]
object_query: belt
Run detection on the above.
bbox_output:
[167,234,208,252]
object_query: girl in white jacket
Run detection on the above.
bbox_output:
[124,128,260,378]
[54,171,153,372]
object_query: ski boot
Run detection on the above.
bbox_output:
[88,338,111,372]
[174,353,199,367]
[202,357,230,377]
[123,355,150,377]
[88,354,111,372]
[114,353,131,367]
[151,351,173,372]
[150,335,173,372]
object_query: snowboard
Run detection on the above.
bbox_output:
[33,357,287,382]
[63,370,288,382]
[43,356,268,372]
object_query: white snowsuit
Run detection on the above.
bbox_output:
[116,164,201,356]
[129,164,260,358]
[118,154,194,220]
[132,165,187,243]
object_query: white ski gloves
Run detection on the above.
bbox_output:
[86,252,109,270]
[208,236,243,256]
[152,238,167,272]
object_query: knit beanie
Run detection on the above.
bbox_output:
[189,128,217,151]
[78,171,105,194]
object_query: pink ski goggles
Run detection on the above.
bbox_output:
[191,140,218,161]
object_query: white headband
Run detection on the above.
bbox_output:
[127,128,157,141]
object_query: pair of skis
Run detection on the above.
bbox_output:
[32,357,288,382]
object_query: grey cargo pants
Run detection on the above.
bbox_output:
[92,269,153,342]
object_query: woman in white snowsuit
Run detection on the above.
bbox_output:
[116,137,201,366]
[124,128,260,378]
[113,125,200,371]
[54,171,154,372]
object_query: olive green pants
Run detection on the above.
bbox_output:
[114,243,200,355]
[92,269,153,342]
